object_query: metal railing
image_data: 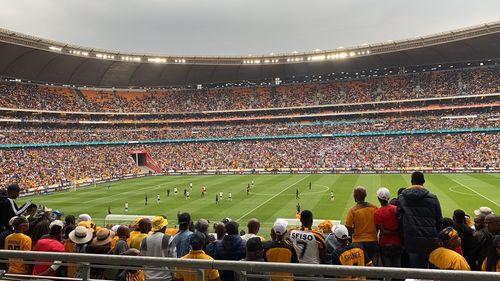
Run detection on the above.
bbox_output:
[0,250,498,281]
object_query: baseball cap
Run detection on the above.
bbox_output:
[189,231,206,248]
[333,224,350,240]
[273,219,288,236]
[49,220,64,230]
[376,187,390,201]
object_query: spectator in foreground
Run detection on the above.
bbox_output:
[140,216,176,281]
[345,186,380,265]
[263,219,298,281]
[174,231,220,281]
[428,227,470,270]
[235,237,265,281]
[374,187,402,267]
[241,218,263,241]
[0,184,31,232]
[214,221,246,281]
[397,171,442,268]
[481,235,500,272]
[32,220,65,276]
[174,212,193,258]
[5,216,32,274]
[331,224,372,280]
[290,210,326,264]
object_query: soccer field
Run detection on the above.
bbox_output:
[20,174,499,231]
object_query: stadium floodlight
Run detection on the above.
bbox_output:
[366,50,370,54]
[311,55,326,61]
[49,46,62,52]
[338,52,348,59]
[81,52,89,56]
[148,58,166,63]
[349,52,356,57]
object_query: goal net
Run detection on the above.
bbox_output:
[104,214,155,226]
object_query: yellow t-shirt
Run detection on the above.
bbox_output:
[481,258,500,272]
[345,203,378,243]
[429,247,471,270]
[174,250,219,281]
[129,233,148,250]
[5,233,32,274]
[64,240,76,277]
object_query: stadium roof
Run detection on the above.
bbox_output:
[1,21,500,88]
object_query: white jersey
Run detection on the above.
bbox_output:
[125,203,129,208]
[289,227,325,264]
[157,195,160,200]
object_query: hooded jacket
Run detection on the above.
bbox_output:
[397,185,442,254]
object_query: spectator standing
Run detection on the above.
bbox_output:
[214,221,246,281]
[429,227,471,270]
[453,209,476,269]
[345,186,380,265]
[374,187,402,267]
[174,231,220,281]
[241,218,263,241]
[140,216,176,281]
[263,219,298,281]
[4,216,32,274]
[289,210,326,264]
[32,220,65,276]
[331,224,372,279]
[174,212,193,258]
[481,235,500,272]
[130,218,151,250]
[0,184,31,232]
[397,171,442,268]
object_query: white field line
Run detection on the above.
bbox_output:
[236,176,309,222]
[450,178,500,207]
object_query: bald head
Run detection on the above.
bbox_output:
[247,218,260,235]
[353,186,367,203]
[485,214,499,235]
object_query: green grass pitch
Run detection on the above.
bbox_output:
[20,174,499,235]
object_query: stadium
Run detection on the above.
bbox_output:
[0,3,499,280]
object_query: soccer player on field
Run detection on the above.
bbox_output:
[296,189,300,200]
[174,187,178,196]
[289,210,326,264]
[228,192,232,201]
[309,182,311,190]
[330,191,334,201]
[186,191,190,200]
[251,180,254,187]
[125,202,129,213]
[157,194,160,204]
[145,194,148,206]
[5,216,32,274]
[189,182,193,191]
[215,194,219,205]
[246,185,250,196]
[219,191,223,200]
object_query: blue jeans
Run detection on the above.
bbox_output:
[408,252,429,268]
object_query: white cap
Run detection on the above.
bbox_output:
[377,187,390,201]
[111,225,120,233]
[78,214,92,222]
[273,219,288,236]
[474,207,493,216]
[333,224,350,240]
[49,220,64,230]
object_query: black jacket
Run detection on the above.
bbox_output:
[0,195,30,231]
[397,186,442,254]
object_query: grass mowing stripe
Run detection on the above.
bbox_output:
[235,175,309,222]
[448,177,500,207]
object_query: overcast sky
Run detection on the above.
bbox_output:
[1,0,499,56]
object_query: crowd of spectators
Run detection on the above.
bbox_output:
[0,115,497,145]
[0,133,497,190]
[0,146,140,190]
[0,174,499,280]
[0,65,498,113]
